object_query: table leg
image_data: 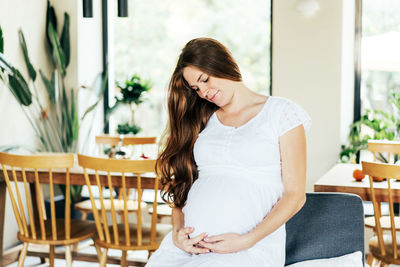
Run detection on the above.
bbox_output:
[0,181,6,259]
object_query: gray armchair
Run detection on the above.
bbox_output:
[285,193,365,266]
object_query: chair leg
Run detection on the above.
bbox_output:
[49,245,55,267]
[65,245,73,267]
[121,250,128,267]
[72,242,79,252]
[17,242,28,267]
[367,254,374,265]
[94,244,103,263]
[100,248,108,267]
[81,211,88,220]
[148,250,154,259]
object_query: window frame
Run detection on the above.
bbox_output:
[101,1,274,133]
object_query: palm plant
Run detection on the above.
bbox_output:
[0,2,106,202]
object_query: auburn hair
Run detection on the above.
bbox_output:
[156,38,242,208]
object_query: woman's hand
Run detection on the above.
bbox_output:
[172,227,211,255]
[198,233,254,254]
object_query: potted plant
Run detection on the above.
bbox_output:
[0,2,106,209]
[108,74,152,135]
[340,88,400,163]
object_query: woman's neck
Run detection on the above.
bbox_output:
[219,82,265,114]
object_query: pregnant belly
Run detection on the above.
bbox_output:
[182,175,281,238]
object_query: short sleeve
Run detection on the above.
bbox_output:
[277,98,311,136]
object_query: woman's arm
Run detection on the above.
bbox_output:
[199,125,307,253]
[171,207,210,254]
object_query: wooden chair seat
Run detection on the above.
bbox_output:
[148,204,172,216]
[75,199,147,213]
[365,216,400,230]
[17,219,96,245]
[369,234,400,265]
[94,223,172,251]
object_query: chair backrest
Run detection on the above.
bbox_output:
[77,154,160,250]
[95,135,157,146]
[285,192,364,266]
[0,152,74,242]
[368,140,400,163]
[362,161,400,259]
[95,135,157,158]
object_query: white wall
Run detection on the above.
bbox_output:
[0,0,50,250]
[0,0,103,250]
[272,0,355,191]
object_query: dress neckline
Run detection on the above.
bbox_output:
[212,96,272,130]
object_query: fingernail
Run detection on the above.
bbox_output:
[207,250,210,253]
[204,237,209,242]
[204,233,208,237]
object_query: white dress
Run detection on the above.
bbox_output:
[146,96,311,267]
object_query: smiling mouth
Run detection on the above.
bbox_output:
[209,91,218,101]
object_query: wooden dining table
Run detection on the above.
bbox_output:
[314,163,400,202]
[0,165,159,266]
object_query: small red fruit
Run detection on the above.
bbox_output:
[353,169,365,181]
[372,176,384,182]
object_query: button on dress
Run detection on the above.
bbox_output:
[146,96,311,267]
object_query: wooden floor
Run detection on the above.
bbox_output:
[5,244,149,267]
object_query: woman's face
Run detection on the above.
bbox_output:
[182,66,234,107]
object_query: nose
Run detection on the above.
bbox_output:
[198,84,209,98]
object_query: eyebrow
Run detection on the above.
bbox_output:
[190,73,204,88]
[197,73,204,83]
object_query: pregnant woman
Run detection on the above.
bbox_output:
[146,38,311,267]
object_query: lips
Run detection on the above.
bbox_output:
[209,91,218,102]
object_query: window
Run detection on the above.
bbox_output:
[359,0,400,114]
[108,0,272,137]
[353,0,400,162]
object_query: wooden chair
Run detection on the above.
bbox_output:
[75,135,158,220]
[77,154,171,266]
[368,140,400,164]
[148,204,172,223]
[362,161,400,267]
[95,135,157,158]
[365,140,400,230]
[0,153,96,267]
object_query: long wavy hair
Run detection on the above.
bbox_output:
[157,38,242,208]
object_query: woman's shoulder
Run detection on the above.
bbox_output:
[267,95,295,106]
[266,96,311,136]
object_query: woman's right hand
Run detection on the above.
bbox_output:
[172,227,210,255]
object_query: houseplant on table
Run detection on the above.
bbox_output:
[108,74,152,135]
[339,88,400,163]
[0,2,106,205]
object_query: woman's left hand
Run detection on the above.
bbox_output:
[197,233,254,254]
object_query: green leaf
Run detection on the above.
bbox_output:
[60,13,70,68]
[0,25,4,54]
[0,52,14,74]
[18,30,37,81]
[81,70,108,120]
[48,23,66,77]
[71,89,79,142]
[61,86,72,148]
[7,68,32,106]
[46,0,58,49]
[39,70,55,103]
